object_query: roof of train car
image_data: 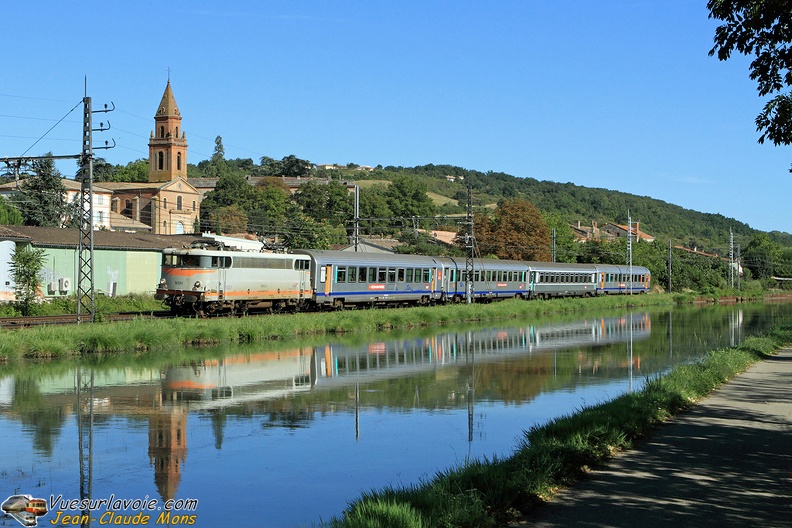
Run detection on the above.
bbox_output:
[440,256,529,270]
[524,261,598,272]
[293,249,441,266]
[591,263,651,273]
[162,246,308,259]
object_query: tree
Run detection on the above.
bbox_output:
[259,156,283,176]
[742,232,782,279]
[205,136,231,179]
[10,245,46,316]
[474,199,551,261]
[283,204,343,249]
[542,211,579,263]
[247,185,290,233]
[280,155,312,178]
[208,205,249,235]
[14,154,67,227]
[75,156,115,183]
[113,159,149,182]
[293,181,353,227]
[0,196,23,225]
[385,175,436,222]
[708,1,792,151]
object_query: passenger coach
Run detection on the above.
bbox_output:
[294,250,443,309]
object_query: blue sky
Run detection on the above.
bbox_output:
[2,1,789,235]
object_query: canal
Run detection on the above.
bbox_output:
[2,302,791,527]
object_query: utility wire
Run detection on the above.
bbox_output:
[19,99,82,157]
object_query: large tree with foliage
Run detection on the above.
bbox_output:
[708,1,792,151]
[113,159,149,182]
[385,175,436,222]
[75,156,116,183]
[14,154,67,227]
[473,199,551,261]
[10,245,46,315]
[293,181,353,227]
[742,232,782,279]
[205,136,231,179]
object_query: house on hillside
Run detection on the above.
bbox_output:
[602,222,655,242]
[570,220,654,243]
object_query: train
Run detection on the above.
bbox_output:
[155,240,651,316]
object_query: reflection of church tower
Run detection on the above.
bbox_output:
[148,407,187,502]
[148,80,188,183]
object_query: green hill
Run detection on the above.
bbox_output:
[339,163,792,252]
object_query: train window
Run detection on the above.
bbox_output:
[163,254,178,266]
[422,269,431,282]
[358,267,367,282]
[406,268,414,282]
[348,267,357,282]
[397,268,405,282]
[294,259,310,271]
[378,268,387,282]
[369,268,377,282]
[336,267,347,283]
[387,268,396,283]
[474,271,480,282]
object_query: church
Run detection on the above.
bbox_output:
[103,81,201,234]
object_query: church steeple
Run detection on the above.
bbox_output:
[148,80,188,182]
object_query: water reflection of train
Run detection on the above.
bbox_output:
[161,314,650,407]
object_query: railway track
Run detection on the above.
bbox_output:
[0,311,172,329]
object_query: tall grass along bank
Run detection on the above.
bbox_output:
[0,294,674,361]
[324,325,791,528]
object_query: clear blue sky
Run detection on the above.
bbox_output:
[2,1,789,235]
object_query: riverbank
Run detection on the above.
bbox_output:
[323,324,792,527]
[0,293,675,361]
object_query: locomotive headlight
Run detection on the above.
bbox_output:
[193,280,202,290]
[158,278,167,288]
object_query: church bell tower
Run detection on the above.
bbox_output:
[148,80,188,182]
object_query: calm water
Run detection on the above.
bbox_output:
[2,303,791,527]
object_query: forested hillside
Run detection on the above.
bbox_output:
[347,164,792,251]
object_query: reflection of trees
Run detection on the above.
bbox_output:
[11,378,65,456]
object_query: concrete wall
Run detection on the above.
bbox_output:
[9,245,163,299]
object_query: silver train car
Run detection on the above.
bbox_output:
[155,243,651,315]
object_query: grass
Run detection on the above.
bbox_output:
[323,326,791,528]
[0,294,677,361]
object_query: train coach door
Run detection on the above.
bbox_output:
[216,256,230,300]
[323,264,333,297]
[296,258,310,301]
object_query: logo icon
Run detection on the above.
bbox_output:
[1,495,48,527]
